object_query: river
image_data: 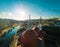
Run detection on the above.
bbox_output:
[0,26,20,47]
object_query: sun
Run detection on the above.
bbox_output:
[20,10,26,17]
[13,7,29,20]
[17,10,27,20]
[15,9,26,16]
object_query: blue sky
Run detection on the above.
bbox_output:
[0,0,60,20]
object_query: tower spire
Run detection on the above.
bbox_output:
[27,14,31,30]
[29,14,31,25]
[38,16,42,30]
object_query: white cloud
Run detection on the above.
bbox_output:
[0,11,29,20]
[0,12,16,20]
[0,11,41,21]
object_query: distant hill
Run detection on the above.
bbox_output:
[0,18,24,23]
[0,17,60,24]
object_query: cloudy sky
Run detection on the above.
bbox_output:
[0,0,60,20]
